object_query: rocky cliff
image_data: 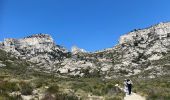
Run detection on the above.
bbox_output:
[0,34,70,73]
[0,22,170,78]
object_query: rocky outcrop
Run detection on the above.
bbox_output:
[0,33,70,72]
[0,22,170,78]
[71,46,86,54]
[100,22,170,77]
[118,22,170,65]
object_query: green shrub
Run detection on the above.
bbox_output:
[131,78,170,100]
[0,81,19,93]
[42,92,78,100]
[47,84,59,94]
[19,82,33,95]
[0,93,22,100]
[33,79,48,88]
[55,93,78,100]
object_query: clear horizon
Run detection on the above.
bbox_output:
[1,0,170,52]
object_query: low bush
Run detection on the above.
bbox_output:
[0,81,19,93]
[131,77,170,100]
[19,81,33,95]
[42,92,78,100]
[55,93,78,100]
[47,84,59,94]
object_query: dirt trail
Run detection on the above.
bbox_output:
[124,93,146,100]
[115,84,146,100]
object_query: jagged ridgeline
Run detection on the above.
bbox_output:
[0,22,170,78]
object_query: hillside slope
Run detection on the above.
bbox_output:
[0,22,170,78]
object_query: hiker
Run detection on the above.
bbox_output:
[127,79,133,95]
[124,79,128,95]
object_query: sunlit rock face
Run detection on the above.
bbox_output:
[119,22,170,61]
[3,34,55,53]
[0,33,69,72]
[71,46,86,54]
[0,22,170,78]
[119,22,170,44]
[106,22,170,77]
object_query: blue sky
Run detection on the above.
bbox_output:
[0,0,170,52]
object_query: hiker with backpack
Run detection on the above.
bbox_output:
[126,79,133,95]
[124,79,133,95]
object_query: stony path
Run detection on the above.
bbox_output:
[124,93,146,100]
[115,84,145,100]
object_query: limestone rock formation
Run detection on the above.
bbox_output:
[71,46,87,54]
[0,22,170,78]
[0,34,69,73]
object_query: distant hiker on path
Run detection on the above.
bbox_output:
[127,79,133,95]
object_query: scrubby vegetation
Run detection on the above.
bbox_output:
[0,49,170,100]
[0,67,170,100]
[0,69,124,100]
[131,77,170,100]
